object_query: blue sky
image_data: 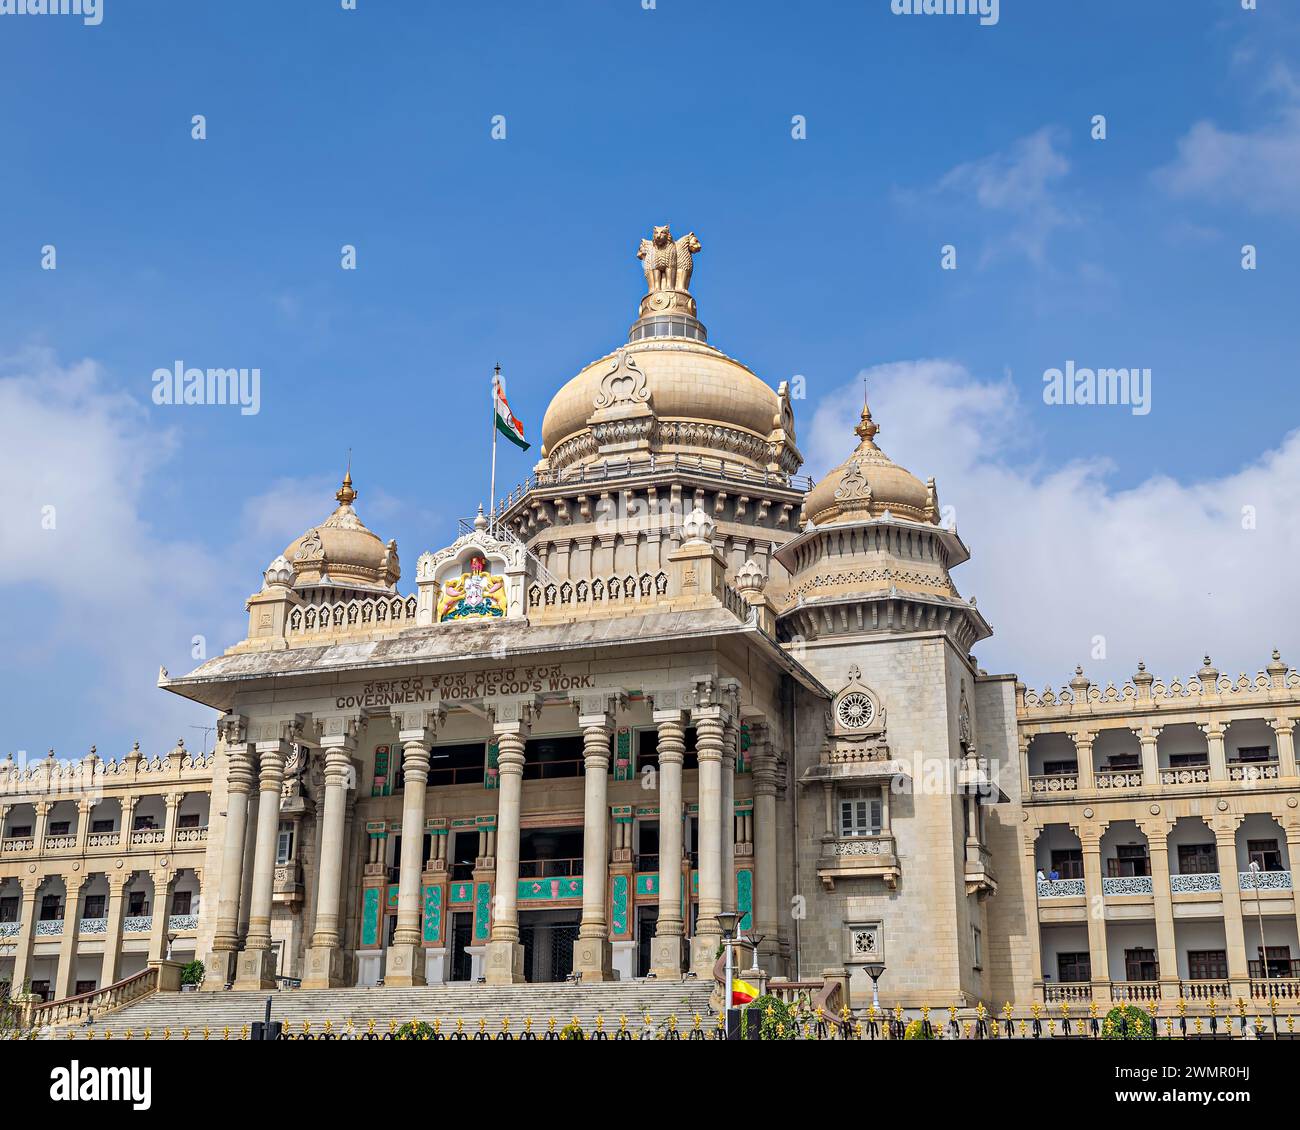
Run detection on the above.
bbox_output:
[2,0,1298,761]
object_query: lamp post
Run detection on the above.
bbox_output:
[864,962,885,1013]
[717,910,740,1037]
[1248,859,1275,1039]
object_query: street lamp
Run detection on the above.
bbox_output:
[1248,859,1275,1038]
[717,911,741,1027]
[864,962,886,1012]
[165,932,177,961]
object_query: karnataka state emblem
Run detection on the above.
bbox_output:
[437,554,506,621]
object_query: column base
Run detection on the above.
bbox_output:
[484,939,525,984]
[234,947,278,990]
[572,936,614,982]
[691,931,722,978]
[301,944,346,989]
[384,942,427,987]
[208,948,239,987]
[650,933,685,979]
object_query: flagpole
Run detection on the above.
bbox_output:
[489,363,500,522]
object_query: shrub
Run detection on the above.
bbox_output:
[904,1018,935,1040]
[395,1020,436,1040]
[180,961,205,987]
[747,994,798,1040]
[1102,1004,1154,1040]
[559,1021,586,1040]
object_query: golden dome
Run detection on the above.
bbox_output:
[803,401,939,527]
[539,339,800,477]
[283,472,400,590]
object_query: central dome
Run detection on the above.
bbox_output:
[537,224,801,479]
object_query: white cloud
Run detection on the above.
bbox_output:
[1156,65,1300,217]
[924,127,1076,265]
[805,361,1300,694]
[0,349,226,754]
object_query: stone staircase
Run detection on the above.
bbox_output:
[53,980,717,1037]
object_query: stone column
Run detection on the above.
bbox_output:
[1273,718,1298,780]
[33,802,50,858]
[100,874,127,988]
[651,705,687,977]
[303,719,358,989]
[721,718,738,916]
[148,870,173,961]
[1079,828,1110,1002]
[386,709,442,987]
[574,696,618,981]
[1286,825,1300,965]
[11,878,40,992]
[236,728,294,989]
[1074,732,1096,791]
[163,792,181,849]
[691,705,726,975]
[750,721,780,967]
[54,873,86,999]
[1022,835,1046,1001]
[1142,822,1180,996]
[75,799,92,855]
[210,719,256,987]
[1204,723,1228,782]
[1214,819,1251,994]
[1139,728,1161,787]
[485,702,531,984]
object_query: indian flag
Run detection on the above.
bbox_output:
[493,369,529,451]
[732,977,760,1006]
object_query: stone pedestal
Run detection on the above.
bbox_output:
[301,944,345,989]
[573,936,614,982]
[208,948,239,988]
[234,947,277,990]
[650,934,685,979]
[384,941,426,987]
[149,959,185,993]
[484,939,525,984]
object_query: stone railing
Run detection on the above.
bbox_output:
[827,835,892,858]
[1043,982,1091,1003]
[1239,870,1292,892]
[130,828,166,847]
[527,571,670,615]
[34,919,63,937]
[43,835,76,851]
[0,746,213,795]
[2,837,34,854]
[1028,772,1078,795]
[1250,978,1300,1000]
[1102,875,1153,896]
[1036,878,1086,899]
[85,831,121,848]
[168,914,199,932]
[173,826,209,844]
[1160,765,1210,785]
[1228,760,1279,782]
[30,966,159,1029]
[1095,769,1144,790]
[287,594,418,637]
[1180,979,1232,1001]
[1110,981,1161,1002]
[123,915,153,934]
[1170,873,1221,894]
[0,921,21,939]
[79,918,107,935]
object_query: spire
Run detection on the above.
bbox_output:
[335,465,357,508]
[853,399,880,448]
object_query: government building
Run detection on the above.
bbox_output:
[2,228,1297,1026]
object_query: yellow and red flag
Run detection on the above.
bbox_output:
[731,977,759,1006]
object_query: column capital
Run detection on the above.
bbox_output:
[392,704,446,747]
[490,696,539,736]
[573,690,626,731]
[249,714,307,746]
[648,686,692,715]
[217,712,248,748]
[317,711,367,751]
[225,746,257,793]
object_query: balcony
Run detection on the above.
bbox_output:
[0,922,21,940]
[79,918,107,936]
[964,842,997,897]
[168,914,199,932]
[1,837,34,854]
[173,826,209,845]
[123,915,152,933]
[1239,870,1293,892]
[43,835,76,852]
[1228,759,1280,782]
[1029,772,1077,795]
[1044,982,1092,1003]
[1037,878,1086,898]
[34,919,63,937]
[1110,981,1161,1002]
[1095,768,1143,790]
[518,857,583,879]
[1160,765,1210,786]
[1179,979,1231,1001]
[129,828,165,847]
[1170,873,1221,894]
[817,834,900,891]
[1102,875,1153,896]
[86,831,120,848]
[273,861,304,906]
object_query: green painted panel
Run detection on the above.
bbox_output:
[473,882,492,940]
[737,868,753,932]
[484,739,499,790]
[517,876,582,901]
[449,881,474,905]
[386,884,399,909]
[361,887,381,947]
[635,873,658,897]
[423,884,442,944]
[611,874,630,934]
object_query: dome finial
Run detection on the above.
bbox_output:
[335,455,357,508]
[854,397,880,447]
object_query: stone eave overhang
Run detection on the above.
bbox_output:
[159,608,831,712]
[779,589,993,643]
[773,513,972,572]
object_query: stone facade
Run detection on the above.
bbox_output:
[3,230,1296,1016]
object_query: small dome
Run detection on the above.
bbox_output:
[282,472,400,590]
[803,401,938,527]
